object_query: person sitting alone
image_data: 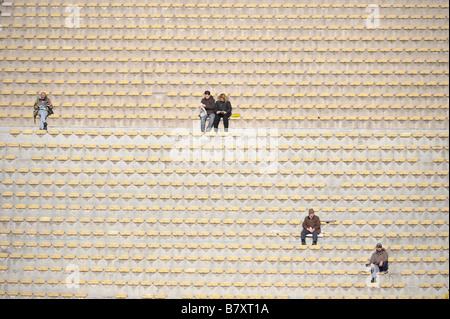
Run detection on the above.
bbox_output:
[33,92,53,130]
[301,208,321,245]
[368,243,389,283]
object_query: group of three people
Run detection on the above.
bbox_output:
[34,90,231,133]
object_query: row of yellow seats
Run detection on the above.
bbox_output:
[1,165,448,179]
[40,142,443,154]
[2,81,448,91]
[2,141,448,151]
[0,290,161,299]
[6,153,448,164]
[2,249,447,264]
[9,292,445,299]
[1,215,446,229]
[0,290,87,298]
[1,252,448,268]
[3,34,448,43]
[1,152,449,166]
[4,154,448,166]
[1,228,448,240]
[0,277,419,292]
[2,65,448,76]
[9,2,448,9]
[0,178,328,188]
[10,193,447,203]
[1,80,449,92]
[2,203,446,214]
[1,113,193,121]
[2,55,448,65]
[1,203,446,215]
[341,182,448,189]
[2,165,443,175]
[0,290,169,299]
[7,11,449,20]
[3,78,448,88]
[1,179,448,192]
[2,43,448,53]
[13,266,450,279]
[3,91,438,101]
[2,20,449,30]
[8,128,449,139]
[0,237,446,252]
[3,103,449,114]
[1,88,153,96]
[0,252,371,264]
[2,113,449,124]
[3,16,448,26]
[2,101,449,111]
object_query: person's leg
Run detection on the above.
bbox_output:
[312,231,318,244]
[213,114,221,132]
[371,263,380,282]
[200,115,207,132]
[206,113,215,132]
[301,229,308,244]
[223,114,230,132]
[38,110,43,129]
[380,261,388,273]
[38,110,47,130]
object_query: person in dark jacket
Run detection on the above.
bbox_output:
[301,208,321,245]
[368,243,389,283]
[213,93,232,133]
[200,91,216,133]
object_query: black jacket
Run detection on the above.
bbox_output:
[215,100,232,115]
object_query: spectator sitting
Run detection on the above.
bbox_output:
[368,243,389,283]
[199,91,216,133]
[33,92,53,130]
[213,93,232,133]
[301,208,321,245]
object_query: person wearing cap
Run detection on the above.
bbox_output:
[368,243,389,283]
[199,91,216,133]
[301,208,321,245]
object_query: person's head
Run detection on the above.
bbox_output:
[40,92,47,99]
[218,93,229,102]
[204,91,211,99]
[308,208,315,218]
[376,243,383,251]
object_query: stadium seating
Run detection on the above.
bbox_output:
[0,0,448,299]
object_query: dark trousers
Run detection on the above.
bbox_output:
[213,113,230,131]
[371,261,389,278]
[301,229,318,242]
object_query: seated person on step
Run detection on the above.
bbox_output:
[368,243,389,283]
[213,93,232,133]
[199,90,216,133]
[301,208,321,245]
[33,91,53,130]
